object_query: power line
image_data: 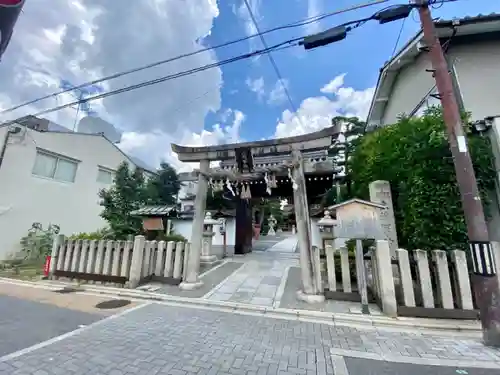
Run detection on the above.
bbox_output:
[0,0,388,117]
[2,42,298,123]
[242,0,301,123]
[390,18,406,58]
[3,2,426,125]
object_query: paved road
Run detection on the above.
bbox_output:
[1,302,498,375]
[0,294,102,358]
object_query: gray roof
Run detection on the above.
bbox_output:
[367,13,500,126]
[130,205,176,216]
[127,155,157,175]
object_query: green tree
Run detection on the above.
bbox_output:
[348,107,495,251]
[322,116,367,207]
[206,189,234,210]
[145,162,181,206]
[99,162,147,238]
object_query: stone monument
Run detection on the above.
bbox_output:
[369,180,399,258]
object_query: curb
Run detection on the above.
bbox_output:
[0,277,481,336]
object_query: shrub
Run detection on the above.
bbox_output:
[69,227,114,241]
[19,223,60,260]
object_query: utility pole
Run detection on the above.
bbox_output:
[416,0,500,346]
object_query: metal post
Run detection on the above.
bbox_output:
[416,0,500,346]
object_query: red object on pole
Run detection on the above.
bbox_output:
[416,0,500,346]
[43,255,51,277]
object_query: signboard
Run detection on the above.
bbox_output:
[142,217,164,231]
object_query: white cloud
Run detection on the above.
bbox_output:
[305,0,323,34]
[235,0,260,40]
[245,76,265,100]
[120,108,245,172]
[267,79,290,106]
[274,73,374,139]
[320,74,346,94]
[0,0,224,170]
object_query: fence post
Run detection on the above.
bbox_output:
[128,235,145,288]
[491,242,500,289]
[374,240,397,317]
[49,234,65,278]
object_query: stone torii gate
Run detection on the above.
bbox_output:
[171,125,341,302]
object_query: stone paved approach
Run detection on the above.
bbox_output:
[266,236,298,253]
[203,252,298,307]
[2,303,499,375]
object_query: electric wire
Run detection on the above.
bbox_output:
[0,0,389,117]
[242,0,301,123]
[2,43,298,124]
[3,2,448,125]
[390,17,407,58]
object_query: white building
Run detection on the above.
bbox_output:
[366,13,500,240]
[0,118,156,260]
[367,13,500,126]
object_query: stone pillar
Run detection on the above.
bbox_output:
[374,240,397,317]
[49,234,65,277]
[180,159,209,290]
[369,180,399,258]
[492,242,500,289]
[129,235,145,288]
[292,149,324,303]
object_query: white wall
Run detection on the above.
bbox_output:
[0,127,134,259]
[381,39,500,124]
[171,218,236,246]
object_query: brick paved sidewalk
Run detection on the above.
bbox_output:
[1,302,499,375]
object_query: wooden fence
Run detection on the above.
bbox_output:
[320,242,480,319]
[49,235,189,288]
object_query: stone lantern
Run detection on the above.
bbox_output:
[318,210,336,247]
[317,210,336,272]
[200,212,218,263]
[267,215,277,236]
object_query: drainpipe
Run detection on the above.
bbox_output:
[0,128,12,172]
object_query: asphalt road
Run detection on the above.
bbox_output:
[345,357,499,375]
[0,294,102,357]
[0,303,498,375]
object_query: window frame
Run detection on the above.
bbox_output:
[32,148,79,183]
[96,166,115,184]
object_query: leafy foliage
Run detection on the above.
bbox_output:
[69,227,114,240]
[206,189,234,210]
[99,161,180,238]
[348,107,495,251]
[145,162,181,206]
[321,116,366,207]
[99,162,147,238]
[19,223,60,259]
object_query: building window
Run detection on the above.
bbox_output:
[97,167,114,184]
[32,150,78,183]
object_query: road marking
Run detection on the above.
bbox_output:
[329,348,500,369]
[331,355,350,375]
[0,302,151,363]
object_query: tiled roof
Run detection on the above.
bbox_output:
[130,205,176,216]
[435,13,500,26]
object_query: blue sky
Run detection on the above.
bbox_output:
[0,0,497,170]
[203,0,499,142]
